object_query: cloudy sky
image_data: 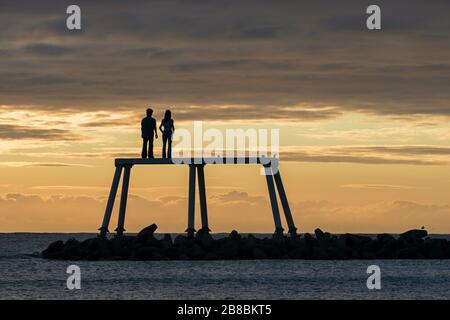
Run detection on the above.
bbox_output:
[1,0,449,233]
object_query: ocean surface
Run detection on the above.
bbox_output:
[0,233,449,300]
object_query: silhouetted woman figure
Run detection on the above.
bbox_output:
[159,109,175,158]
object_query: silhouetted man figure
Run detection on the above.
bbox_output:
[141,108,158,158]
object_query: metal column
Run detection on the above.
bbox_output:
[99,166,123,238]
[197,164,210,232]
[264,165,284,235]
[115,165,131,236]
[186,164,196,237]
[273,170,297,237]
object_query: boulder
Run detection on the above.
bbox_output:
[272,233,285,246]
[187,244,206,259]
[314,228,324,240]
[138,223,158,235]
[159,234,173,250]
[428,247,446,259]
[136,224,158,243]
[62,239,84,260]
[46,240,64,252]
[163,233,172,243]
[425,238,449,258]
[164,247,180,259]
[220,242,240,259]
[196,230,214,250]
[179,253,190,260]
[86,237,112,259]
[288,246,308,259]
[174,235,187,246]
[110,237,129,257]
[65,238,80,246]
[204,253,221,260]
[312,246,329,259]
[376,247,396,259]
[341,234,372,246]
[132,246,156,260]
[252,247,267,259]
[286,236,301,249]
[245,234,257,247]
[42,240,64,258]
[360,250,377,259]
[377,233,395,243]
[151,250,169,260]
[132,246,168,260]
[400,229,428,241]
[349,249,361,259]
[228,230,241,240]
[398,247,424,259]
[240,241,256,258]
[326,243,348,259]
[262,244,281,259]
[303,233,314,242]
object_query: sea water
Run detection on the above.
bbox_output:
[0,233,449,300]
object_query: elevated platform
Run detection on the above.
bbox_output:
[115,157,275,166]
[99,157,297,238]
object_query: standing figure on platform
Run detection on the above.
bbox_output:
[141,108,158,158]
[159,109,175,158]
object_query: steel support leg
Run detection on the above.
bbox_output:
[264,165,284,235]
[186,164,196,237]
[197,164,210,232]
[273,170,297,237]
[115,165,131,236]
[99,166,123,238]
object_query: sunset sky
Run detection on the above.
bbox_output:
[1,0,449,233]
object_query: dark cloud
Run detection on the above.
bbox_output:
[228,25,285,39]
[0,0,449,118]
[0,161,90,168]
[0,124,78,140]
[79,119,135,128]
[27,163,86,167]
[286,154,443,166]
[161,105,342,122]
[282,145,450,165]
[346,146,450,156]
[23,43,73,56]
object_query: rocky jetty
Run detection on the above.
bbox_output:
[42,224,450,260]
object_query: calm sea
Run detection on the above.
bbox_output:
[0,233,449,300]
